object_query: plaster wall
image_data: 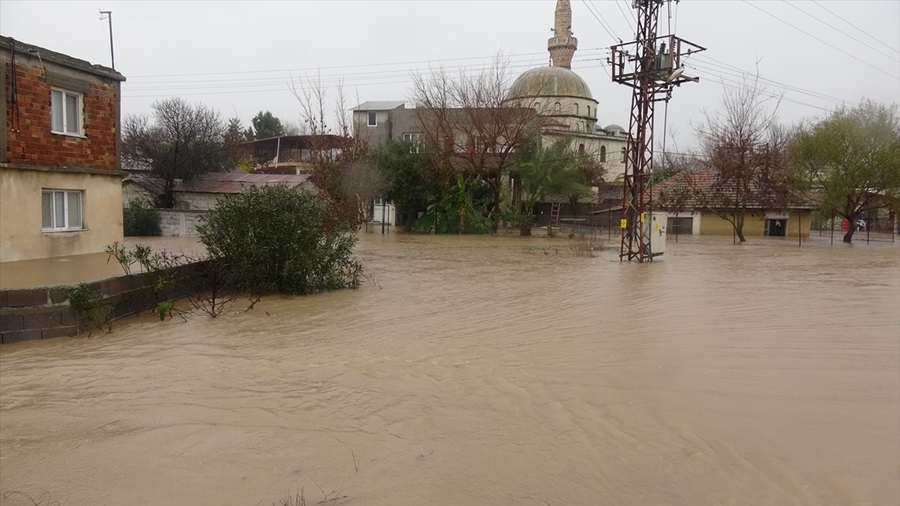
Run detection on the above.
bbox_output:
[0,168,123,262]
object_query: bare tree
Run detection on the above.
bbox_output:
[694,75,794,242]
[289,74,377,226]
[411,56,544,232]
[123,98,230,208]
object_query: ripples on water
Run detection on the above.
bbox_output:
[1,233,898,505]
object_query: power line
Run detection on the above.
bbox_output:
[782,0,899,63]
[581,0,620,44]
[810,0,900,56]
[742,0,899,81]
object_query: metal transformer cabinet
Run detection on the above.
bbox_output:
[643,212,667,258]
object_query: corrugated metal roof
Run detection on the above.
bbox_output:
[351,101,405,111]
[174,171,312,194]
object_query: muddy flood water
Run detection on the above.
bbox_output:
[1,233,898,505]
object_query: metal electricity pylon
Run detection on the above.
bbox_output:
[610,0,704,262]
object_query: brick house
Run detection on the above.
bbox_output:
[1,36,126,262]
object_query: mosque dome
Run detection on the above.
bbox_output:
[507,65,594,101]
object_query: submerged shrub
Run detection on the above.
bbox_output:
[198,185,362,295]
[123,200,162,236]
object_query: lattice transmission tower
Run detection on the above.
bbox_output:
[610,0,704,262]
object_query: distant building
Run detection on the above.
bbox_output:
[655,171,814,238]
[0,36,126,262]
[505,0,628,182]
[350,1,629,227]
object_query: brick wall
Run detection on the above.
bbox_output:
[4,60,119,170]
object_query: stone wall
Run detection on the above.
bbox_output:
[0,262,208,344]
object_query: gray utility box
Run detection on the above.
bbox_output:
[644,212,667,257]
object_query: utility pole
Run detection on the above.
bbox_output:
[610,0,703,262]
[99,10,115,69]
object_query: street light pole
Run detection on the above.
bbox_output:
[99,10,115,69]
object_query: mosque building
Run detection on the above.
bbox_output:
[505,0,628,182]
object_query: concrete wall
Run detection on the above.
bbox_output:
[0,262,208,344]
[0,168,124,262]
[157,209,205,237]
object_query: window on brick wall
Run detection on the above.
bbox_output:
[41,189,84,231]
[51,88,83,136]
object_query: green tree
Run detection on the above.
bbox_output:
[198,185,361,295]
[122,200,161,236]
[790,99,900,243]
[123,98,230,208]
[246,111,285,140]
[514,137,593,236]
[373,139,435,226]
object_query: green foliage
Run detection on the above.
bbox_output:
[373,139,433,226]
[123,200,162,237]
[198,185,362,295]
[790,99,900,243]
[246,111,285,140]
[514,138,593,231]
[154,300,174,321]
[411,174,493,234]
[70,282,112,334]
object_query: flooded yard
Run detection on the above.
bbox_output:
[1,233,898,505]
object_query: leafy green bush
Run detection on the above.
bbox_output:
[198,185,362,295]
[123,200,162,236]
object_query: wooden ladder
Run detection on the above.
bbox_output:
[549,202,562,236]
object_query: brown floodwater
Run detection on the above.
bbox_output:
[1,233,898,505]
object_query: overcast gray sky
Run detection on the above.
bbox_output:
[3,0,898,152]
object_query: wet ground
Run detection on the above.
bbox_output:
[1,233,898,505]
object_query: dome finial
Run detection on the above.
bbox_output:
[548,0,577,69]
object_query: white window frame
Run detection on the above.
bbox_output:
[367,111,377,127]
[51,88,84,136]
[402,133,424,153]
[42,189,84,232]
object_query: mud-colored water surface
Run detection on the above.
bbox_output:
[1,234,898,505]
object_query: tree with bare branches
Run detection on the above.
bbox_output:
[694,76,795,242]
[123,98,232,208]
[289,75,380,227]
[411,57,544,233]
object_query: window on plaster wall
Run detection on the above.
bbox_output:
[403,133,423,153]
[554,102,561,113]
[51,88,83,136]
[587,105,591,118]
[574,103,579,115]
[368,111,377,127]
[600,145,607,162]
[42,189,84,231]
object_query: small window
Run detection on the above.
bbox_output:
[51,88,82,136]
[578,144,585,154]
[574,104,579,115]
[42,189,83,231]
[403,133,423,153]
[554,102,561,113]
[600,145,607,162]
[367,111,377,127]
[621,147,627,163]
[587,105,591,118]
[533,102,541,112]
